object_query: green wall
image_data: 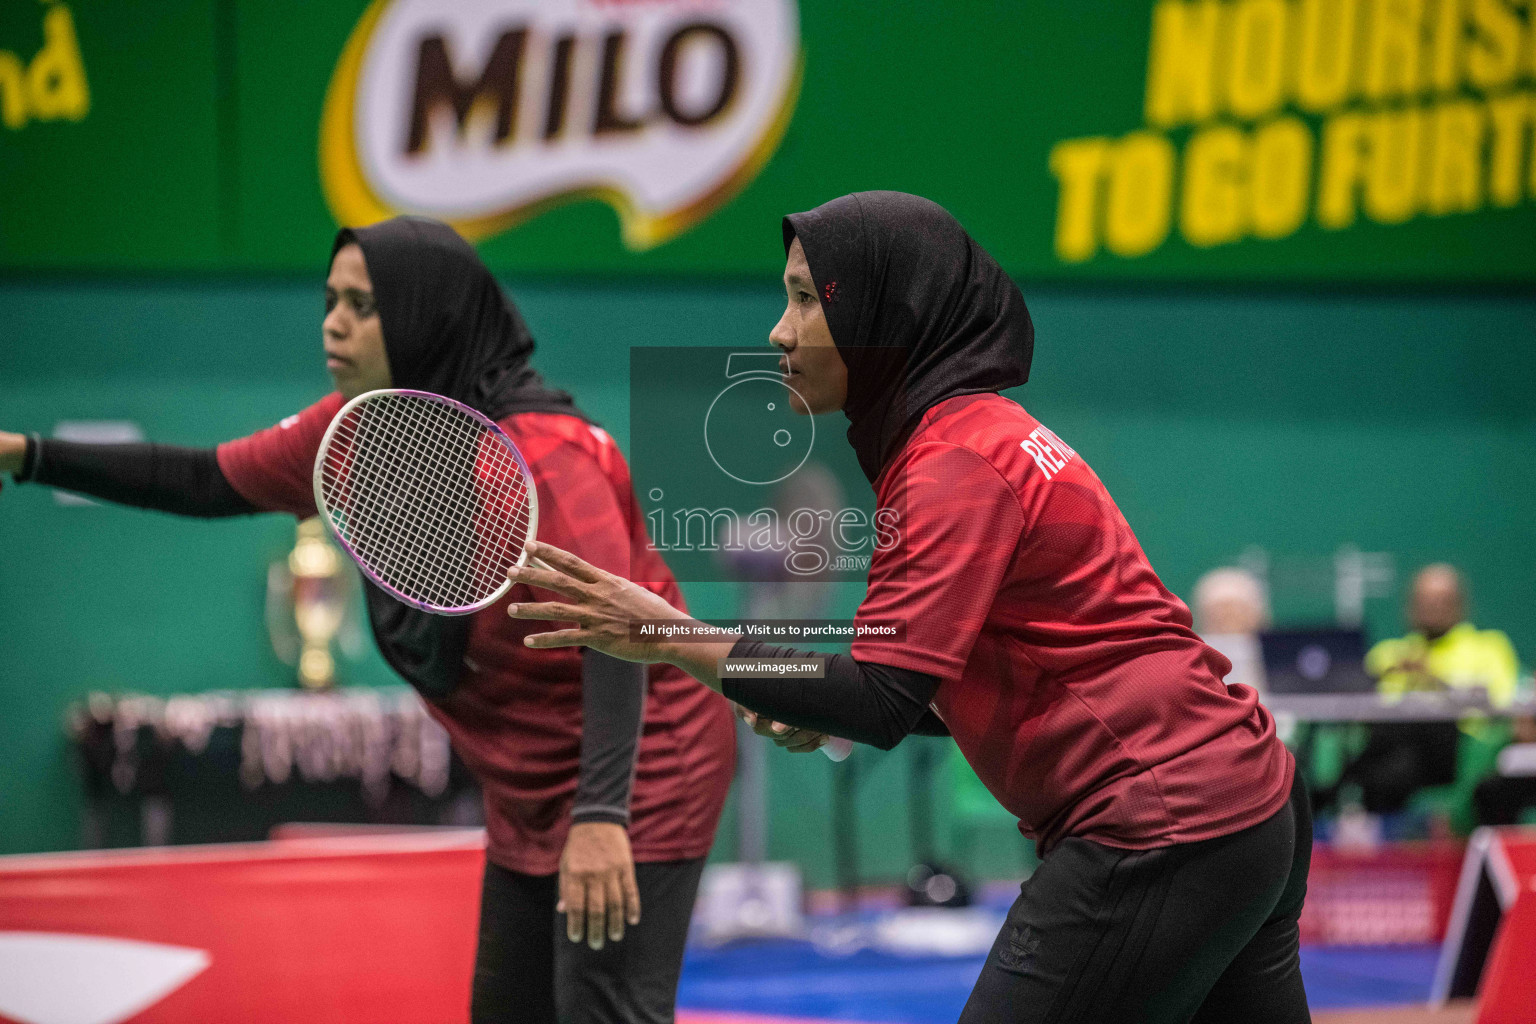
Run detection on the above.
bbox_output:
[2,277,1533,883]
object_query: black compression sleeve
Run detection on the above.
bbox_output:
[721,639,941,750]
[26,439,257,518]
[572,649,646,827]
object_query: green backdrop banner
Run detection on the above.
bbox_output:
[4,0,1535,279]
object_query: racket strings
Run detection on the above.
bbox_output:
[327,407,465,603]
[368,399,531,600]
[349,408,469,598]
[329,401,528,606]
[317,393,534,611]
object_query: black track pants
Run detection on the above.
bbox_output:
[959,772,1313,1024]
[471,858,706,1024]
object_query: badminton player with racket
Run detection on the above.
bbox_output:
[0,217,736,1024]
[507,193,1313,1023]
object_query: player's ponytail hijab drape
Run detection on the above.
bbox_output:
[782,192,1036,484]
[331,216,589,700]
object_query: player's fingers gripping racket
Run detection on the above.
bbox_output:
[314,389,541,615]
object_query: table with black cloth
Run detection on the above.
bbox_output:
[1270,691,1536,822]
[69,687,481,848]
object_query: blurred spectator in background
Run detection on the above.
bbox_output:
[1366,564,1518,706]
[1193,567,1269,693]
[1335,565,1519,817]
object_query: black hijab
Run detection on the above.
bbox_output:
[782,192,1034,484]
[332,216,586,699]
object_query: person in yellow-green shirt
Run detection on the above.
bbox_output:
[1333,565,1521,816]
[1366,564,1519,707]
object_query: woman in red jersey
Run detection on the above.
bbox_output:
[0,217,735,1024]
[507,193,1312,1024]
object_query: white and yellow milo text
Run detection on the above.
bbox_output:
[1049,0,1536,261]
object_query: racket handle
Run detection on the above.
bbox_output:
[822,737,854,762]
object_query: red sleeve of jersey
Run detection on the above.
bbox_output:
[215,393,344,518]
[851,442,1025,682]
[523,435,632,580]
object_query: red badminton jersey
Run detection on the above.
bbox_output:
[217,393,735,874]
[851,394,1292,854]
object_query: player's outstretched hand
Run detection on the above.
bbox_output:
[558,821,641,951]
[507,542,709,664]
[508,542,745,692]
[735,704,832,754]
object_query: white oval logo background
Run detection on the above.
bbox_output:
[324,0,800,250]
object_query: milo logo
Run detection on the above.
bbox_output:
[321,0,801,249]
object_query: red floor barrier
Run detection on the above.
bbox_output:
[0,830,485,1024]
[1301,840,1465,946]
[1475,875,1536,1024]
[1432,826,1536,1013]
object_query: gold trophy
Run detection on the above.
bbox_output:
[279,518,348,689]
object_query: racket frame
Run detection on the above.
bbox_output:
[312,388,541,616]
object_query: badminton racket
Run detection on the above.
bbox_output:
[313,388,539,615]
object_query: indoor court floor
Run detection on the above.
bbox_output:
[673,896,1456,1024]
